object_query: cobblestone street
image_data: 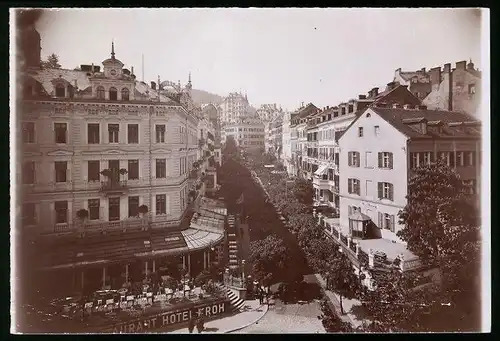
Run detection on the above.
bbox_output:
[231,300,326,334]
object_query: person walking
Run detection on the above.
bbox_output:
[188,316,195,334]
[196,315,205,333]
[257,289,263,305]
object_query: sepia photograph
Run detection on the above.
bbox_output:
[10,7,489,334]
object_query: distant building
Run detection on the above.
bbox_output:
[256,103,283,123]
[394,60,482,120]
[265,115,283,159]
[221,116,265,152]
[219,92,252,124]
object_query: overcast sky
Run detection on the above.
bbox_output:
[35,8,483,111]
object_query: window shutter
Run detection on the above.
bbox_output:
[389,153,394,169]
[348,179,352,193]
[378,152,382,168]
[377,182,383,199]
[390,183,394,201]
[348,152,352,166]
[390,215,395,232]
[378,212,383,228]
[348,205,352,216]
[356,152,360,167]
[356,180,360,195]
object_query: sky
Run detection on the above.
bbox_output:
[35,8,484,111]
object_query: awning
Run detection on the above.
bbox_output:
[314,164,328,176]
[181,228,224,251]
[348,211,371,221]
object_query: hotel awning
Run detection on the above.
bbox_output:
[181,228,224,251]
[314,164,328,176]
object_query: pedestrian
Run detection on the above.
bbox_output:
[257,290,262,305]
[196,315,205,333]
[188,316,195,334]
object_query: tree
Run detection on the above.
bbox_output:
[326,252,361,315]
[318,298,353,333]
[293,178,314,205]
[223,135,239,160]
[248,234,292,285]
[397,159,481,330]
[40,53,61,69]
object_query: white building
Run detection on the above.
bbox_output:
[219,92,251,124]
[338,104,481,251]
[281,111,293,173]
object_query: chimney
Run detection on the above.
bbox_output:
[443,63,451,73]
[386,82,396,91]
[467,60,475,70]
[421,67,426,73]
[417,105,427,110]
[421,120,428,135]
[358,94,367,100]
[327,106,330,110]
[456,60,467,70]
[429,67,442,89]
[151,81,156,90]
[372,87,379,97]
[392,103,401,109]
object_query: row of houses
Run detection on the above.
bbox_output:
[265,60,482,271]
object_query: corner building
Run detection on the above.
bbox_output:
[19,40,223,296]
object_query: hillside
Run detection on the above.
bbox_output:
[190,88,224,105]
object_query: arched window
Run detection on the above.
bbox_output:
[121,88,129,101]
[109,87,118,101]
[96,86,105,99]
[55,83,65,98]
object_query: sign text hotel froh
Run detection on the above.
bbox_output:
[104,301,229,333]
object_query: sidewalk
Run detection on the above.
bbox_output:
[313,274,369,329]
[167,299,269,334]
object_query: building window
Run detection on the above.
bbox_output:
[109,87,118,101]
[348,104,354,113]
[156,125,166,143]
[55,161,67,183]
[23,161,35,184]
[341,107,346,115]
[54,201,68,224]
[156,159,166,179]
[23,122,35,143]
[374,125,380,136]
[465,151,476,167]
[87,160,100,181]
[378,152,393,169]
[88,199,100,220]
[456,151,464,167]
[365,151,373,168]
[108,197,120,221]
[422,152,432,166]
[128,160,139,180]
[54,123,67,144]
[121,88,130,101]
[87,123,100,144]
[378,212,395,232]
[23,203,36,226]
[96,86,105,99]
[358,127,363,137]
[128,196,139,217]
[438,152,451,166]
[128,124,139,144]
[378,182,394,200]
[348,151,359,167]
[156,194,166,215]
[108,124,119,143]
[55,83,65,98]
[468,84,476,95]
[462,179,476,195]
[410,152,419,169]
[348,178,360,195]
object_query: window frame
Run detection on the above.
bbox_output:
[108,123,120,143]
[156,194,167,215]
[156,124,166,143]
[54,161,68,183]
[87,123,100,144]
[109,87,118,101]
[87,160,100,182]
[54,122,68,144]
[128,196,140,218]
[54,200,68,224]
[96,86,105,99]
[88,199,100,220]
[155,159,166,179]
[121,87,130,101]
[55,83,66,98]
[128,159,139,180]
[127,124,139,144]
[23,122,35,144]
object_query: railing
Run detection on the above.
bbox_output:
[349,240,357,253]
[358,249,369,265]
[100,180,127,192]
[340,234,348,245]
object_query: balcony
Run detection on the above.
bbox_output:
[100,180,128,195]
[313,176,330,190]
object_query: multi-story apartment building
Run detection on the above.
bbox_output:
[422,60,482,121]
[338,103,480,263]
[256,103,283,123]
[202,103,223,165]
[305,83,422,209]
[395,60,482,120]
[19,34,224,296]
[281,111,293,174]
[221,116,265,152]
[290,103,319,177]
[219,92,251,124]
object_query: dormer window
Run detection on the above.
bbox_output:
[96,86,105,99]
[109,87,118,101]
[55,83,65,98]
[121,88,129,101]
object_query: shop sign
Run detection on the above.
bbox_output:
[104,301,229,333]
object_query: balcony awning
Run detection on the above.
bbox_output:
[314,164,328,176]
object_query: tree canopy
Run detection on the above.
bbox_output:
[40,53,61,69]
[248,234,293,284]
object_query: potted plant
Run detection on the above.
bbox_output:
[119,168,128,176]
[100,169,112,178]
[138,205,148,215]
[76,208,89,221]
